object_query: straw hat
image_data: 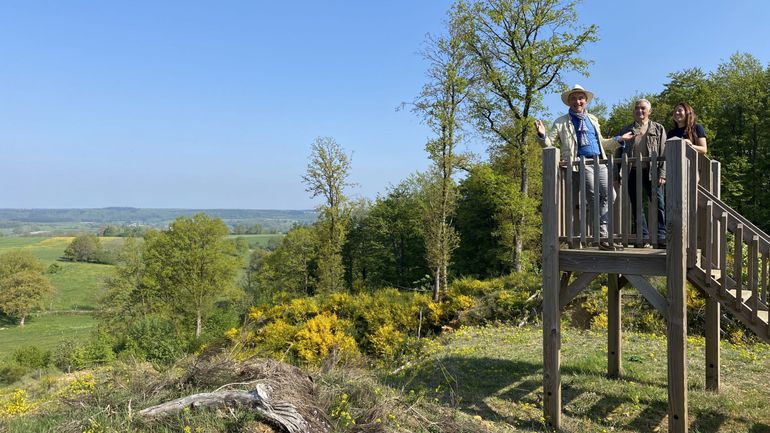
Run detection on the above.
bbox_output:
[561,84,594,105]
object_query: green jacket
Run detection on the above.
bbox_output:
[538,112,619,171]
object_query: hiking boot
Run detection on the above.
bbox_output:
[599,241,623,251]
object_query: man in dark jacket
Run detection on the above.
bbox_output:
[618,99,667,247]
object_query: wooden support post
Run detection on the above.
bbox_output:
[542,147,562,429]
[666,138,688,433]
[608,273,622,378]
[704,200,720,391]
[705,294,720,391]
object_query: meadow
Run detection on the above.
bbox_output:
[0,237,115,360]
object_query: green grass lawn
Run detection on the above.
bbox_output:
[0,313,97,360]
[388,325,770,432]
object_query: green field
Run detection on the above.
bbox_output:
[0,237,119,310]
[0,237,117,360]
[0,313,97,358]
[228,233,284,249]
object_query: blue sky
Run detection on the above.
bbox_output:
[1,0,768,209]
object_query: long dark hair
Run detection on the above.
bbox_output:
[675,102,697,143]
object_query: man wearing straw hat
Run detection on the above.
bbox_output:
[535,84,632,250]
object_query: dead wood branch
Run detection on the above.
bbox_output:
[137,383,307,433]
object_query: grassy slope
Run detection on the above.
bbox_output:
[0,314,98,356]
[389,325,770,433]
[0,237,117,360]
[2,324,768,432]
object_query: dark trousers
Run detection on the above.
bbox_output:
[628,169,665,241]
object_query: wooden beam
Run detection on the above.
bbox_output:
[559,272,599,309]
[542,147,561,430]
[666,138,688,433]
[625,275,669,320]
[559,249,667,275]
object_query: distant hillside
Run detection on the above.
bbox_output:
[0,208,317,235]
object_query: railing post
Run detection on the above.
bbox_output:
[706,159,721,392]
[542,147,561,429]
[666,137,689,433]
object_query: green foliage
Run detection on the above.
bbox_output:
[52,339,81,373]
[450,0,597,272]
[455,163,542,276]
[142,213,240,338]
[343,183,427,292]
[0,251,54,326]
[12,346,51,369]
[254,225,318,297]
[62,233,102,262]
[303,137,352,293]
[0,363,28,385]
[122,316,186,366]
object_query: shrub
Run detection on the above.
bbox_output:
[256,319,299,359]
[369,324,406,361]
[53,340,83,373]
[0,364,28,385]
[294,313,358,364]
[124,318,185,366]
[12,346,51,369]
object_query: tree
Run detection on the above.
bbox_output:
[302,137,353,293]
[63,233,102,262]
[412,27,470,300]
[99,237,157,334]
[0,251,53,327]
[707,53,770,228]
[255,225,318,297]
[142,214,239,338]
[452,0,597,272]
[343,183,427,291]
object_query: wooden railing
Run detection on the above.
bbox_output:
[557,152,666,249]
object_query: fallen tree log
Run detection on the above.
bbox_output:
[137,383,307,433]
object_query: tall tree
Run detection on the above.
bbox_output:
[452,0,597,272]
[256,225,318,297]
[302,137,352,293]
[142,214,239,338]
[412,27,470,300]
[0,251,53,327]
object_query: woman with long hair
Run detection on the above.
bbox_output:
[668,102,707,154]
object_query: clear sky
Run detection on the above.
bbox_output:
[1,0,769,209]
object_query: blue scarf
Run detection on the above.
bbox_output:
[570,111,590,147]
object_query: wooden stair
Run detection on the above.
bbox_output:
[688,266,770,344]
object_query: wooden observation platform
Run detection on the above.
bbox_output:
[541,138,770,432]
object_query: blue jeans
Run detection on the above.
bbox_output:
[576,164,612,238]
[628,169,665,241]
